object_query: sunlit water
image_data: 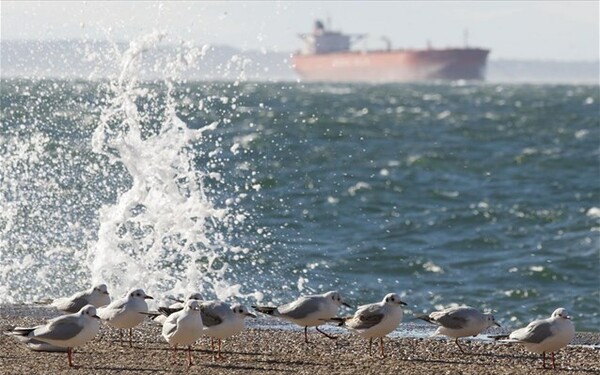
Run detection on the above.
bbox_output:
[1,36,598,331]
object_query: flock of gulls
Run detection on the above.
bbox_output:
[4,284,575,370]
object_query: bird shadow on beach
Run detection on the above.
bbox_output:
[199,358,322,373]
[202,362,286,372]
[89,365,165,372]
[401,354,599,374]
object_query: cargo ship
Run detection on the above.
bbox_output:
[292,20,490,83]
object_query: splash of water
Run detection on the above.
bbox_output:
[88,32,262,302]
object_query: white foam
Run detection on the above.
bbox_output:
[87,33,257,302]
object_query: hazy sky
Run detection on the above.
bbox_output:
[2,1,598,61]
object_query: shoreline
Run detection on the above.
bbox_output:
[1,305,599,374]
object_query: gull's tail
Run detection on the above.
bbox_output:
[488,334,510,341]
[167,296,184,304]
[4,327,35,338]
[327,317,348,327]
[157,307,182,317]
[252,306,278,316]
[139,311,162,318]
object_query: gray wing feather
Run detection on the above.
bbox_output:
[105,299,128,314]
[279,297,320,320]
[164,323,178,337]
[200,307,223,327]
[348,313,385,330]
[62,296,89,313]
[512,321,553,344]
[36,319,83,341]
[435,312,469,329]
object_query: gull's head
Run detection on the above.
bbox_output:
[185,300,201,312]
[93,284,110,295]
[485,314,501,327]
[552,308,571,320]
[383,293,407,306]
[185,292,204,302]
[231,304,256,318]
[80,305,100,319]
[128,288,153,300]
[324,291,351,308]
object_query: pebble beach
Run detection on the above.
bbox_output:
[1,305,598,375]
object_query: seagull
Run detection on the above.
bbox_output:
[252,291,350,343]
[199,301,256,360]
[332,293,407,357]
[4,305,100,367]
[50,284,111,313]
[416,306,500,353]
[502,308,575,369]
[156,299,256,360]
[162,300,204,367]
[97,288,153,347]
[151,292,204,325]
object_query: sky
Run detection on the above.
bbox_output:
[1,1,598,61]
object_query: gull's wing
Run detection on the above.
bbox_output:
[200,303,225,327]
[162,313,179,338]
[52,290,91,313]
[278,296,322,320]
[34,315,84,341]
[59,296,89,313]
[346,304,385,330]
[510,320,553,344]
[98,298,128,320]
[430,308,473,329]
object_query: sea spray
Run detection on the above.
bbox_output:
[88,32,264,303]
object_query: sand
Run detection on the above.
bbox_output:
[1,305,599,374]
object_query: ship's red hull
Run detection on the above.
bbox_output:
[292,48,489,83]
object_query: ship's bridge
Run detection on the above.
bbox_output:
[299,20,365,55]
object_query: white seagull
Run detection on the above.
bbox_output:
[156,299,256,360]
[4,305,100,367]
[162,300,204,367]
[97,288,153,347]
[200,301,256,359]
[151,292,204,325]
[505,307,575,369]
[333,293,407,357]
[50,284,111,313]
[417,306,500,353]
[253,291,351,343]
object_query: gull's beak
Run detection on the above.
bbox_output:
[342,302,352,308]
[245,312,257,318]
[399,300,408,306]
[145,295,154,300]
[92,314,100,319]
[103,291,109,295]
[494,322,501,327]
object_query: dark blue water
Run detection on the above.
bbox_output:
[1,79,598,331]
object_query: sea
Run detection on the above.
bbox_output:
[1,37,599,332]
